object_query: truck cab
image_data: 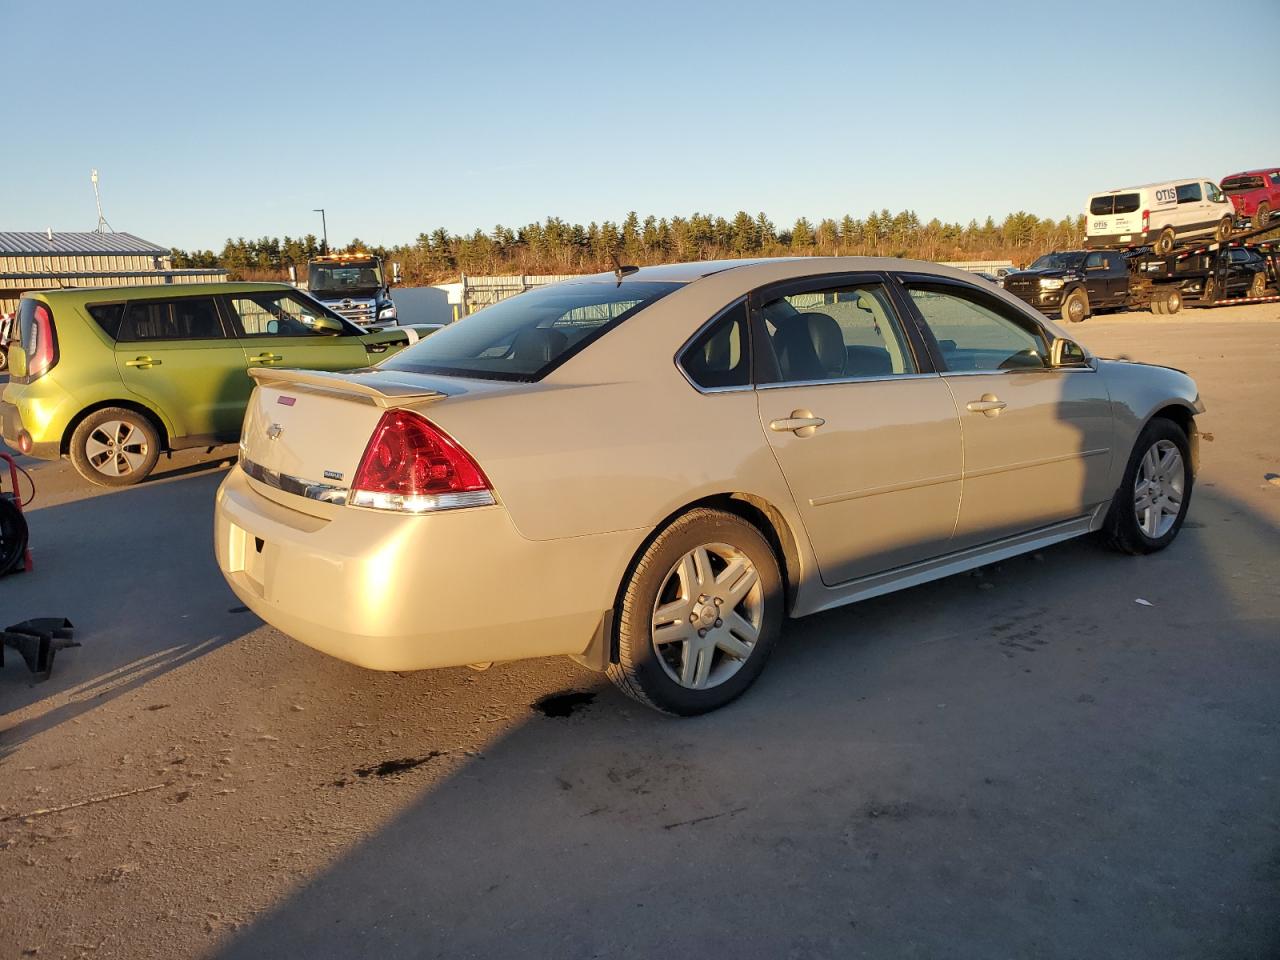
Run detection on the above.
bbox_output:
[306,253,399,327]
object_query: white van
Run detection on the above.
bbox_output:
[1085,179,1235,254]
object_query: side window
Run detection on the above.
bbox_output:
[1205,182,1224,203]
[1229,249,1248,264]
[87,303,126,339]
[1103,253,1123,271]
[679,300,750,390]
[1085,252,1105,269]
[1270,172,1280,187]
[119,298,225,342]
[229,291,349,338]
[756,283,916,383]
[1176,183,1202,204]
[905,283,1048,372]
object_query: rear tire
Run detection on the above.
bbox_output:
[607,508,784,716]
[69,407,161,487]
[1101,418,1193,556]
[1061,288,1090,323]
[1202,276,1217,304]
[1248,272,1266,299]
[1150,298,1167,315]
[0,496,28,575]
[1254,202,1271,231]
[1163,288,1182,314]
[1215,217,1233,243]
[1154,228,1176,256]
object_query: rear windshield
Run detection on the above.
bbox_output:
[1221,175,1264,193]
[381,280,681,381]
[1089,193,1140,216]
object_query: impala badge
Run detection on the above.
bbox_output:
[266,423,283,441]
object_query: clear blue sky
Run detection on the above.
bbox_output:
[4,0,1278,250]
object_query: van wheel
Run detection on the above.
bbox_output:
[1153,228,1176,256]
[1101,418,1192,555]
[1061,288,1090,323]
[69,408,161,487]
[1254,202,1271,231]
[607,508,784,716]
[1214,218,1233,243]
[1248,272,1266,298]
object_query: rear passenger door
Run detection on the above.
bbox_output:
[751,275,963,585]
[110,296,249,442]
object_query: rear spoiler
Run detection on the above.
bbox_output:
[247,367,447,408]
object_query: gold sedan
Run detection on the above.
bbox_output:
[215,258,1202,715]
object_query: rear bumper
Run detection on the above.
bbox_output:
[213,465,640,671]
[1,400,59,459]
[1085,231,1151,249]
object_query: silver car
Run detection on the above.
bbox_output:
[215,258,1201,715]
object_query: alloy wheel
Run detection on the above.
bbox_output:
[1133,439,1185,539]
[650,542,763,690]
[85,419,149,478]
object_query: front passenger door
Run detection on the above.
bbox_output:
[224,290,370,374]
[900,279,1115,548]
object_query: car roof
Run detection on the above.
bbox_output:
[1222,169,1278,177]
[556,256,991,288]
[27,281,296,303]
[1091,178,1217,194]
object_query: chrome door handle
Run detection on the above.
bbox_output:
[249,353,282,364]
[769,409,826,438]
[966,394,1007,416]
[124,356,160,368]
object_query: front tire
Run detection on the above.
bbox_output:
[1253,202,1271,231]
[1248,272,1266,298]
[69,408,161,487]
[1102,418,1193,555]
[1061,288,1090,323]
[607,508,784,715]
[1215,217,1233,243]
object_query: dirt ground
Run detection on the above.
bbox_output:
[1,303,1278,960]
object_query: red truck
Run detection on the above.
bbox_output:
[1221,168,1280,230]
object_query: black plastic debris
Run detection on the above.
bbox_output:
[1,618,77,681]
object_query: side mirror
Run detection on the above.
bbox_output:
[391,262,402,286]
[1050,337,1088,367]
[312,314,344,334]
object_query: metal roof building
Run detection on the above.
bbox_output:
[0,231,227,314]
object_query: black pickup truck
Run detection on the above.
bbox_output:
[1002,247,1273,320]
[1001,250,1130,322]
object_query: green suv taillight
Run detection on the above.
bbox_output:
[18,300,59,383]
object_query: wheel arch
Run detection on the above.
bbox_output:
[1144,402,1200,476]
[60,399,172,456]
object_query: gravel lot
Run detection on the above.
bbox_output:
[2,304,1278,960]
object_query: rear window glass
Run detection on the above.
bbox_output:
[381,280,681,381]
[1090,193,1139,215]
[88,303,126,339]
[1221,175,1264,192]
[119,298,225,342]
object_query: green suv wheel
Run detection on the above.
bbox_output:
[70,408,161,487]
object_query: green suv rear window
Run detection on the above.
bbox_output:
[88,303,126,339]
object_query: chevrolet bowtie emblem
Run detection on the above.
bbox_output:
[266,423,283,440]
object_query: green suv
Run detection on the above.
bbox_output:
[2,282,425,485]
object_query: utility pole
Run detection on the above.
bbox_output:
[313,208,328,253]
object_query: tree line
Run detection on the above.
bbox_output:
[171,209,1088,284]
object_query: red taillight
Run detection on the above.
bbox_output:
[26,304,58,380]
[350,410,493,513]
[1141,209,1150,232]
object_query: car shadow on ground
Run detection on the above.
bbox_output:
[211,487,1280,960]
[0,467,255,756]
